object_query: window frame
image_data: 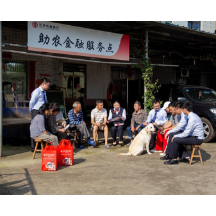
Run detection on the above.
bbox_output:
[188,21,200,30]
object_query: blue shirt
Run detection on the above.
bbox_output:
[30,114,46,138]
[167,112,188,135]
[68,109,83,125]
[29,86,47,112]
[108,107,126,121]
[174,112,204,140]
[146,108,167,125]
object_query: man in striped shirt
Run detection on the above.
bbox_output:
[91,100,109,149]
[68,101,96,148]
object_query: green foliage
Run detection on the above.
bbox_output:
[138,52,161,112]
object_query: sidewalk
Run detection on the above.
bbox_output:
[0,131,216,195]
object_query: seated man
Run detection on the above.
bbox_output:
[127,101,147,146]
[160,101,188,160]
[155,101,181,155]
[91,100,109,149]
[108,101,126,146]
[163,101,204,165]
[142,98,167,151]
[68,101,95,148]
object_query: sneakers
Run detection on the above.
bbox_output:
[150,149,162,153]
[160,153,166,156]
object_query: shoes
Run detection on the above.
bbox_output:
[160,153,165,156]
[154,150,162,153]
[78,145,84,149]
[150,149,155,153]
[164,159,179,165]
[160,154,170,160]
[119,142,124,147]
[180,157,190,164]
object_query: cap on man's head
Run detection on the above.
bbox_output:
[162,101,171,110]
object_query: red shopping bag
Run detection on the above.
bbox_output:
[57,139,74,166]
[42,142,58,171]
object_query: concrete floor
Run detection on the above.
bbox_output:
[0,132,216,195]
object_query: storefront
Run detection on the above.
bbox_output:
[2,21,216,113]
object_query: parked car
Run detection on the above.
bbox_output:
[155,84,216,142]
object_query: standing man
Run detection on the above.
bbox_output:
[68,101,95,148]
[163,101,204,165]
[29,78,50,152]
[127,101,147,146]
[142,98,167,151]
[91,100,109,149]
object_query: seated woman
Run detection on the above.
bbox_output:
[108,101,126,146]
[47,103,70,142]
[30,103,58,146]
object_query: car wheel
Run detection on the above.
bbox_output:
[201,117,215,143]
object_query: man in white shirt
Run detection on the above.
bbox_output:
[91,100,109,149]
[142,98,167,151]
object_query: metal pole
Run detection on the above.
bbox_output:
[0,21,2,157]
[144,31,148,107]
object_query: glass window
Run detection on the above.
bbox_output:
[2,61,26,107]
[188,21,200,30]
[185,88,216,102]
[111,66,141,80]
[172,88,185,101]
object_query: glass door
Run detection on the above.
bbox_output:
[62,63,86,99]
[62,72,85,98]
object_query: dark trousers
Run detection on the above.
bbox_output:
[127,124,142,140]
[169,136,203,159]
[54,132,68,142]
[165,132,182,155]
[31,109,39,150]
[140,125,158,150]
[111,125,124,142]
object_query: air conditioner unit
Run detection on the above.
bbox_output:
[181,68,190,77]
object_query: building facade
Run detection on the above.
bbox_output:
[2,21,216,114]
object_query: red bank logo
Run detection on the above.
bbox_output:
[32,22,38,28]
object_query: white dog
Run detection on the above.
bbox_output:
[118,123,156,156]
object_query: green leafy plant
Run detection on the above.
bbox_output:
[138,52,161,112]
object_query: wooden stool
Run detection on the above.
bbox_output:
[189,145,203,165]
[32,139,44,159]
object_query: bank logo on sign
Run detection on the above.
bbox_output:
[32,22,38,28]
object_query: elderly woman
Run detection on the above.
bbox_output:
[30,103,59,147]
[108,101,126,146]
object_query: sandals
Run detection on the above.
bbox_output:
[88,139,97,148]
[105,144,110,149]
[87,139,96,146]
